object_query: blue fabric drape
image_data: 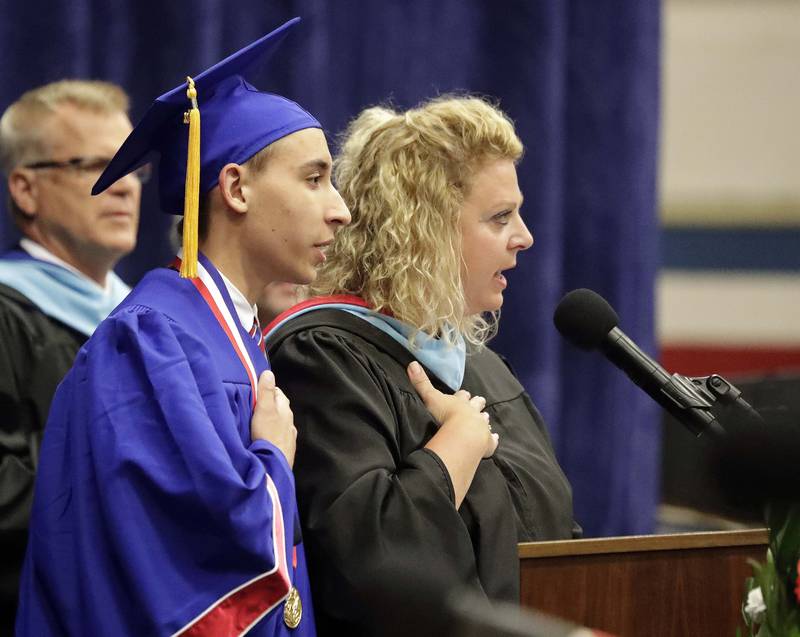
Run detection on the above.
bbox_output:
[0,0,661,536]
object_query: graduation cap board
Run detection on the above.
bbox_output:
[92,17,320,278]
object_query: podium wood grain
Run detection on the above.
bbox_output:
[518,529,768,637]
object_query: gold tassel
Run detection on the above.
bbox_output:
[180,76,201,279]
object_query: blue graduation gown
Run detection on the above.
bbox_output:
[16,257,315,637]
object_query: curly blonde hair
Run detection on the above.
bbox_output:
[312,95,523,346]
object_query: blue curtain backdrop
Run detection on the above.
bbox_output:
[0,0,661,537]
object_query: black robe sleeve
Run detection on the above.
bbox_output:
[0,301,38,534]
[0,287,84,530]
[462,349,581,540]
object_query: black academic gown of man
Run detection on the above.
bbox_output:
[0,283,86,630]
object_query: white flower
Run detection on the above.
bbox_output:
[744,586,766,623]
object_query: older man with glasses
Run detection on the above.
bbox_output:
[0,79,146,631]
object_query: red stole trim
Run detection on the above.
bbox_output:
[174,477,291,637]
[171,257,258,408]
[263,293,371,334]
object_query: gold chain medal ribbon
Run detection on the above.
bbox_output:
[284,546,302,628]
[283,584,302,628]
[283,546,302,628]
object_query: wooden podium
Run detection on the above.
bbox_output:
[518,529,768,637]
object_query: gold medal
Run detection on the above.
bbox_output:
[283,586,302,629]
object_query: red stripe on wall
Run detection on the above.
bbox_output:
[661,346,800,378]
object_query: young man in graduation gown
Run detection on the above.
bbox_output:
[0,79,142,631]
[16,18,350,637]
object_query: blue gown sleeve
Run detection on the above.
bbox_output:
[18,307,303,636]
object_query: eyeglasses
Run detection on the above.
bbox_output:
[24,156,151,184]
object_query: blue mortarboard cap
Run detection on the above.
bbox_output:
[92,17,320,215]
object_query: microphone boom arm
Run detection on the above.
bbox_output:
[603,327,760,438]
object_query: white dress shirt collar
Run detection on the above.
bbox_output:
[217,268,258,332]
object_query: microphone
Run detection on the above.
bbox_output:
[553,288,762,438]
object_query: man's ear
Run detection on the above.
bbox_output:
[8,169,38,218]
[218,163,248,215]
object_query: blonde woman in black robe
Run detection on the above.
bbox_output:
[265,96,579,636]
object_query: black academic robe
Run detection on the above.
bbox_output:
[267,309,577,636]
[0,283,86,630]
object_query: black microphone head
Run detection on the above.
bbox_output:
[553,288,619,350]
